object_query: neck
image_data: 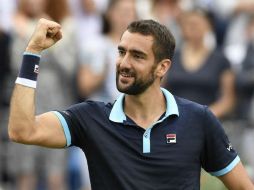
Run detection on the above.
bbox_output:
[184,41,206,52]
[124,85,166,129]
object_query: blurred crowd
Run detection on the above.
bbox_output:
[0,0,254,189]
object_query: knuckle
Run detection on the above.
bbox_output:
[38,18,45,23]
[38,18,50,26]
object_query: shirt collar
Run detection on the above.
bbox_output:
[109,88,179,123]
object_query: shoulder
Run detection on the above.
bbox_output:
[67,100,113,116]
[210,49,230,64]
[210,48,225,57]
[175,96,206,114]
[174,96,222,134]
[174,96,214,124]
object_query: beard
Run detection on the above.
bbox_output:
[116,67,156,95]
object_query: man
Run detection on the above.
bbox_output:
[8,18,254,189]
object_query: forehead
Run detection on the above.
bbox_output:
[119,31,154,53]
[183,13,209,26]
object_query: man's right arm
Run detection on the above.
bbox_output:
[8,84,67,148]
[8,18,68,148]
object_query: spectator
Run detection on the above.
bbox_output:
[180,0,233,46]
[163,9,235,119]
[69,0,106,43]
[224,0,254,47]
[149,0,183,47]
[226,15,254,182]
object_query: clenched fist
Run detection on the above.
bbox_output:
[26,18,62,54]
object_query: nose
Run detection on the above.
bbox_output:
[118,53,131,69]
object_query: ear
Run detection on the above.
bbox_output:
[155,59,172,78]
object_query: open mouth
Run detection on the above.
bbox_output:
[120,73,133,77]
[118,72,135,83]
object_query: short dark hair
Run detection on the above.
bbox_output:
[127,19,175,62]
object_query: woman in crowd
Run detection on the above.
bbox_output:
[164,9,235,119]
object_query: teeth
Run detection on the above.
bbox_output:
[121,73,131,77]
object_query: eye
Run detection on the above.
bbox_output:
[133,54,143,59]
[118,49,125,56]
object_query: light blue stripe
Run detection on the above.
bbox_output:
[143,128,152,153]
[23,51,41,58]
[142,100,177,154]
[161,88,179,117]
[52,111,71,147]
[143,136,150,153]
[210,156,240,176]
[110,88,179,153]
[109,88,179,123]
[109,94,126,122]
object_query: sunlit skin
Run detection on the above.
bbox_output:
[116,31,159,95]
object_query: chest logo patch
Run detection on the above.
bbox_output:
[166,134,176,144]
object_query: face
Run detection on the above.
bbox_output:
[19,0,47,17]
[180,13,210,42]
[108,0,137,33]
[81,0,96,14]
[116,31,158,95]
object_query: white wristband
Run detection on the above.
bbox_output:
[15,77,37,88]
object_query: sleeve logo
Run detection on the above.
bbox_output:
[227,143,233,151]
[34,65,39,74]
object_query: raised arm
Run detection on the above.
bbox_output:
[8,18,67,148]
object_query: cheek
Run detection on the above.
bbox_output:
[116,57,121,67]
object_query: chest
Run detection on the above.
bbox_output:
[79,110,204,189]
[83,118,204,168]
[168,52,226,89]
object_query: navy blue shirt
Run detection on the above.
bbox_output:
[164,50,231,105]
[53,88,239,190]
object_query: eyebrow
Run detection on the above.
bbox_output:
[118,46,125,51]
[118,45,147,58]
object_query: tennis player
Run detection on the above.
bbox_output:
[8,18,254,189]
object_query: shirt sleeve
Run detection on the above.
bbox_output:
[52,103,87,148]
[52,110,72,147]
[201,107,240,176]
